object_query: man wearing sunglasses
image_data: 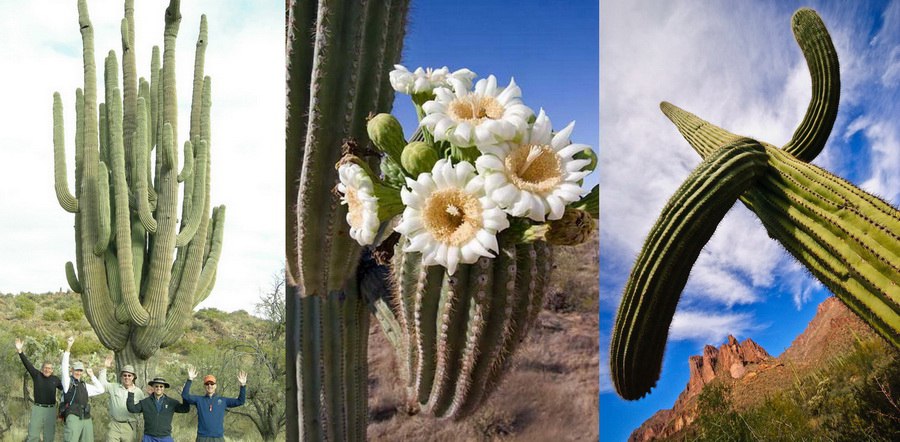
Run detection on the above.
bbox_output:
[98,354,146,442]
[182,365,247,441]
[126,376,190,442]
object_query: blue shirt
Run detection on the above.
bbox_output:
[181,380,246,437]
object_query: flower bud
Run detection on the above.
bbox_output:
[367,113,406,164]
[401,141,439,177]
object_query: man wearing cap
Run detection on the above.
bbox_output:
[182,366,247,441]
[15,337,63,442]
[98,354,146,442]
[61,336,105,442]
[127,376,190,442]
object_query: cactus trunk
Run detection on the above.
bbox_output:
[53,0,224,373]
[285,0,409,439]
[376,231,553,419]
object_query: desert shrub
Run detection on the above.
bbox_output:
[62,306,83,322]
[42,310,61,321]
[14,297,36,319]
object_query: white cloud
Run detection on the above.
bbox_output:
[669,310,758,344]
[0,1,283,313]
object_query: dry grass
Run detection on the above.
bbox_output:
[366,311,599,441]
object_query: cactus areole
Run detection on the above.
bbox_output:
[611,8,899,401]
[52,0,225,380]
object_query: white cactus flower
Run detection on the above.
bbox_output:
[394,159,510,275]
[389,65,476,95]
[336,163,380,246]
[420,75,534,149]
[476,109,591,222]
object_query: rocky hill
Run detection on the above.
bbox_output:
[629,297,888,441]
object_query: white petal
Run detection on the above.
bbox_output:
[476,229,499,253]
[530,109,553,144]
[552,121,576,148]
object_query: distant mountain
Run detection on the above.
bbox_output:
[629,297,885,441]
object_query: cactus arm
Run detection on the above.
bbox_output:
[344,275,370,441]
[149,46,160,154]
[53,93,79,213]
[610,140,768,400]
[659,101,745,160]
[132,97,157,233]
[453,236,517,418]
[412,266,445,404]
[743,148,899,344]
[443,259,494,417]
[175,141,206,247]
[193,205,225,306]
[178,140,193,183]
[74,0,128,352]
[65,262,83,293]
[394,244,422,388]
[92,161,111,255]
[107,87,151,327]
[189,15,207,143]
[425,266,473,416]
[781,8,840,162]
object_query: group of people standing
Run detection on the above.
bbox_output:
[16,336,247,442]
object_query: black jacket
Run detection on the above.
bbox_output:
[126,392,190,437]
[19,353,62,405]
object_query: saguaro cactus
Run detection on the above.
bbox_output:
[611,8,899,400]
[286,1,409,440]
[383,230,553,419]
[52,0,224,380]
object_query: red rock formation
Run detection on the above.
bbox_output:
[628,297,879,442]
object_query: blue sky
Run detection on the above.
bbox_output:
[392,0,600,190]
[0,1,283,312]
[601,1,900,440]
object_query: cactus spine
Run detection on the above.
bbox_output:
[611,8,899,400]
[52,0,224,379]
[286,0,409,440]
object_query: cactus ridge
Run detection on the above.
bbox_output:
[387,232,553,420]
[54,0,223,369]
[612,8,900,401]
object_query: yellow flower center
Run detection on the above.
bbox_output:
[422,188,483,246]
[448,95,505,125]
[345,187,364,229]
[505,144,564,194]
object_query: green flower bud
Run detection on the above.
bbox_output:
[380,156,407,188]
[367,113,406,164]
[401,141,439,176]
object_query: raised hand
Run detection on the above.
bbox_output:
[187,365,197,381]
[66,336,74,351]
[86,367,95,378]
[14,338,23,353]
[237,371,247,386]
[104,354,113,368]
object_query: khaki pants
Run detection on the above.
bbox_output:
[25,404,56,442]
[107,420,138,442]
[64,414,93,442]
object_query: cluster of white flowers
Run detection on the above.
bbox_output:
[337,65,594,274]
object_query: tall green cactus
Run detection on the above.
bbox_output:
[286,0,409,440]
[52,0,224,380]
[383,230,553,419]
[611,8,899,400]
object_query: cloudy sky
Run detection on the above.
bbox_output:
[0,1,283,313]
[601,0,900,439]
